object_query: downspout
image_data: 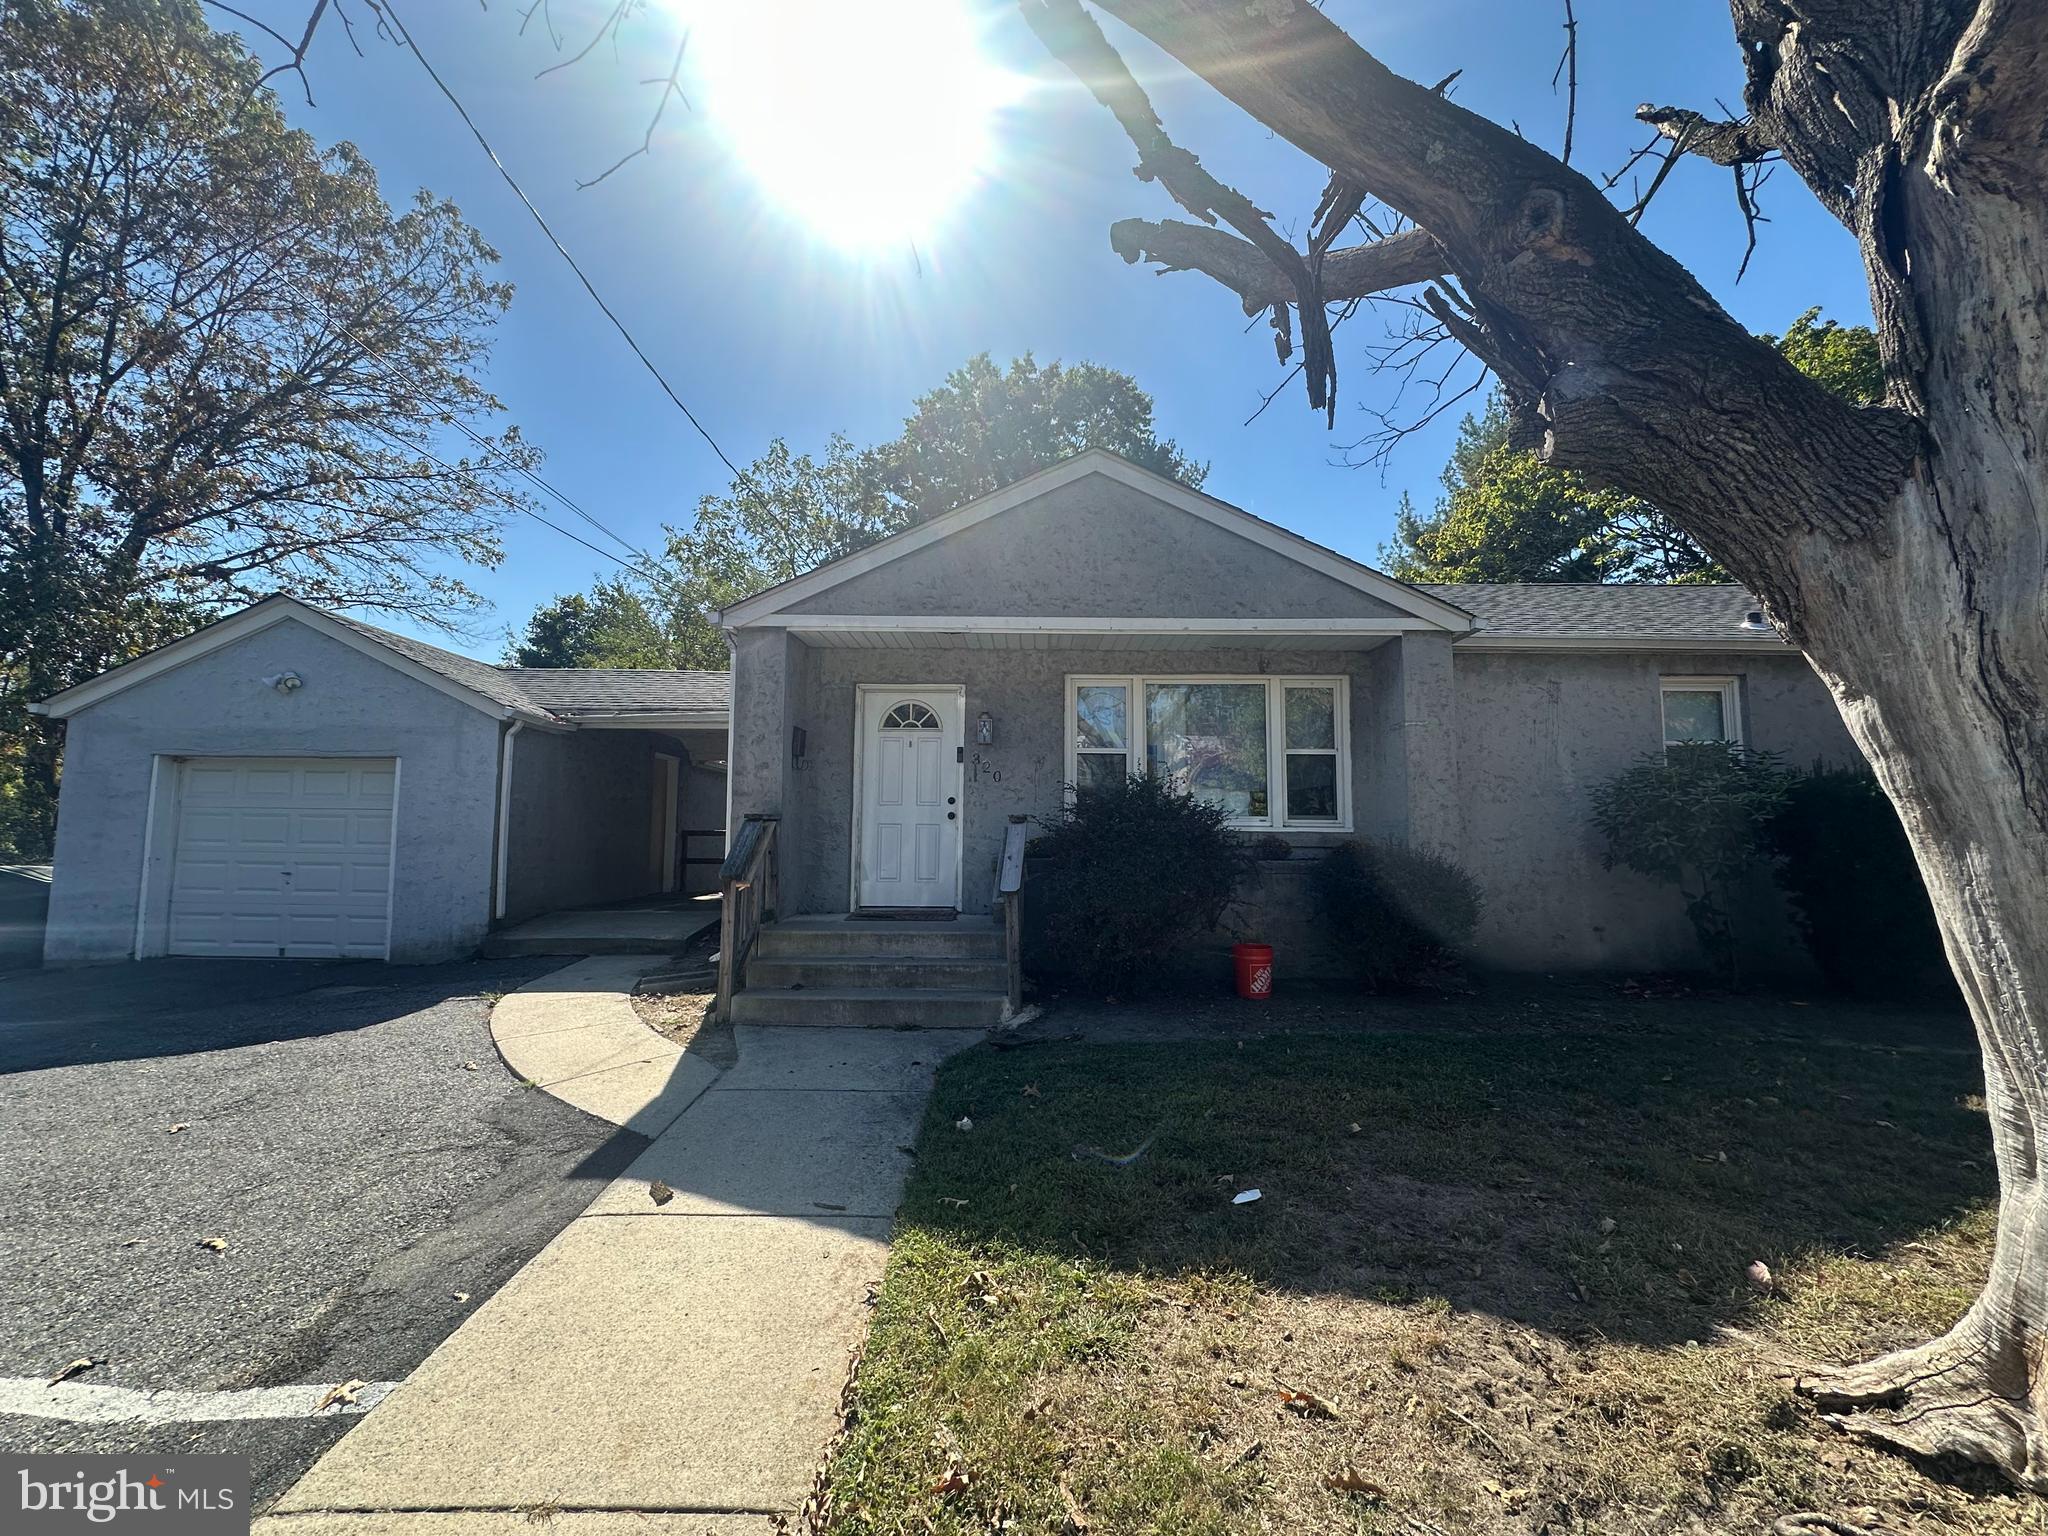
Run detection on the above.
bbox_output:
[493,720,524,920]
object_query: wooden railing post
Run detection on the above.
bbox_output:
[712,814,779,1025]
[996,815,1028,1022]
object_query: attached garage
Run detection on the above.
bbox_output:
[33,595,734,967]
[165,758,397,959]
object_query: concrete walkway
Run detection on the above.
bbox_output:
[483,896,719,959]
[490,955,720,1137]
[263,1020,983,1534]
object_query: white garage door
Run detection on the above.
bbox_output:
[168,758,396,959]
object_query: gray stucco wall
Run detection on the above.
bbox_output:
[784,473,1419,621]
[44,619,502,965]
[502,729,668,921]
[1453,649,1861,971]
[767,642,1397,916]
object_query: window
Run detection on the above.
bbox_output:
[880,701,940,730]
[1066,675,1349,830]
[1661,676,1742,748]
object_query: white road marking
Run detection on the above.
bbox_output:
[0,1377,400,1425]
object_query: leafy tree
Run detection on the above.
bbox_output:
[527,353,1200,670]
[876,352,1204,519]
[507,579,678,668]
[0,0,531,855]
[1381,313,1882,587]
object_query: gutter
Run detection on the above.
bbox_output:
[492,720,523,921]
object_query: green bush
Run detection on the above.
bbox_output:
[1590,742,1793,982]
[1769,764,1954,998]
[1310,840,1483,990]
[1029,773,1252,996]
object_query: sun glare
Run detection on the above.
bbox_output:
[690,0,1021,252]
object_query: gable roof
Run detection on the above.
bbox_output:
[32,596,733,725]
[714,449,1476,633]
[1429,584,1790,651]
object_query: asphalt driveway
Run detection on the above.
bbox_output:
[0,956,646,1506]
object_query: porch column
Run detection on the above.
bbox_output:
[1392,631,1459,852]
[727,627,810,904]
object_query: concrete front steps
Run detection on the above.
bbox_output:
[728,914,1008,1028]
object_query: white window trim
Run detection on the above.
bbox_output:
[1063,674,1352,832]
[1660,675,1744,748]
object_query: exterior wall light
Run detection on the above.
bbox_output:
[262,671,304,693]
[976,711,995,746]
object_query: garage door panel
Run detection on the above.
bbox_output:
[169,758,395,959]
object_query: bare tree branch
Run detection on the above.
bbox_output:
[1020,0,1345,422]
[1553,0,1577,167]
[1109,218,1446,308]
[576,29,691,190]
[1634,104,1776,167]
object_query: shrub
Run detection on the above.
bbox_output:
[1589,742,1793,982]
[1768,764,1954,997]
[1248,832,1295,862]
[1029,773,1251,996]
[1310,840,1483,990]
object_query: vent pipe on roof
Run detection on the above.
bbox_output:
[1740,608,1773,633]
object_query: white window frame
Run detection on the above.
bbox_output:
[1660,675,1743,749]
[1063,673,1352,832]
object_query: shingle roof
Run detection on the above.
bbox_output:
[331,614,551,717]
[333,613,732,723]
[1415,583,1780,643]
[501,668,731,717]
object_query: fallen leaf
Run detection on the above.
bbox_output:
[1021,1083,1041,1099]
[197,1236,228,1253]
[315,1379,366,1412]
[1747,1259,1774,1292]
[452,1291,471,1304]
[47,1358,97,1387]
[1057,1475,1090,1532]
[1279,1387,1340,1419]
[460,1061,480,1072]
[119,1238,145,1248]
[1232,1188,1263,1205]
[939,1196,970,1208]
[1225,1372,1248,1389]
[648,1179,675,1206]
[1598,1216,1617,1235]
[1347,1122,1362,1135]
[955,1116,973,1133]
[1231,1440,1264,1466]
[930,1462,973,1497]
[166,1123,189,1134]
[1322,1466,1385,1498]
[1022,1395,1055,1423]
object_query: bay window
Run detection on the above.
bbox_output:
[1066,674,1349,830]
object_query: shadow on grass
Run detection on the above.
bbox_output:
[904,1010,1995,1349]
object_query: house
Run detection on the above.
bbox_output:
[713,449,1857,1009]
[32,448,1857,982]
[30,597,730,964]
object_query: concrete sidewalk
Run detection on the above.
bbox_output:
[262,1023,983,1534]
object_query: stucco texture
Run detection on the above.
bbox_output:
[503,730,661,922]
[1453,649,1859,971]
[783,472,1421,621]
[769,642,1399,917]
[44,619,503,965]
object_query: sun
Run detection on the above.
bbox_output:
[690,0,1022,252]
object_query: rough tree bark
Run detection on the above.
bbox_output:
[1025,0,2048,1485]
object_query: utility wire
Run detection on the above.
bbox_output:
[376,0,757,492]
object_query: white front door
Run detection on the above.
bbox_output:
[168,757,396,958]
[856,688,963,910]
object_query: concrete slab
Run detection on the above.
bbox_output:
[721,1025,984,1093]
[484,904,717,958]
[272,1215,890,1516]
[586,1089,926,1218]
[491,958,719,1137]
[257,1514,777,1536]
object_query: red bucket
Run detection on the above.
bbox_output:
[1233,942,1273,1000]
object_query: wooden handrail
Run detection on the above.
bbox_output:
[995,816,1028,1020]
[713,814,779,1024]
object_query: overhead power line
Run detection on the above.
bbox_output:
[376,0,758,493]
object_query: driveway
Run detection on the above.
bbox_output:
[0,956,647,1507]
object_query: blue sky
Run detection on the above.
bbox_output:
[244,0,1871,660]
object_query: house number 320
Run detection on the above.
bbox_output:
[970,752,1002,784]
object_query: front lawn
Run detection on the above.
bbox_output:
[818,993,2022,1534]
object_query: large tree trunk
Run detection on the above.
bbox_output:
[1789,169,2048,1480]
[1027,0,2048,1485]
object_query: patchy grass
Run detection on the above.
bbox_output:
[819,998,2030,1534]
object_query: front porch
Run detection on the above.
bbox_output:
[482,892,720,958]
